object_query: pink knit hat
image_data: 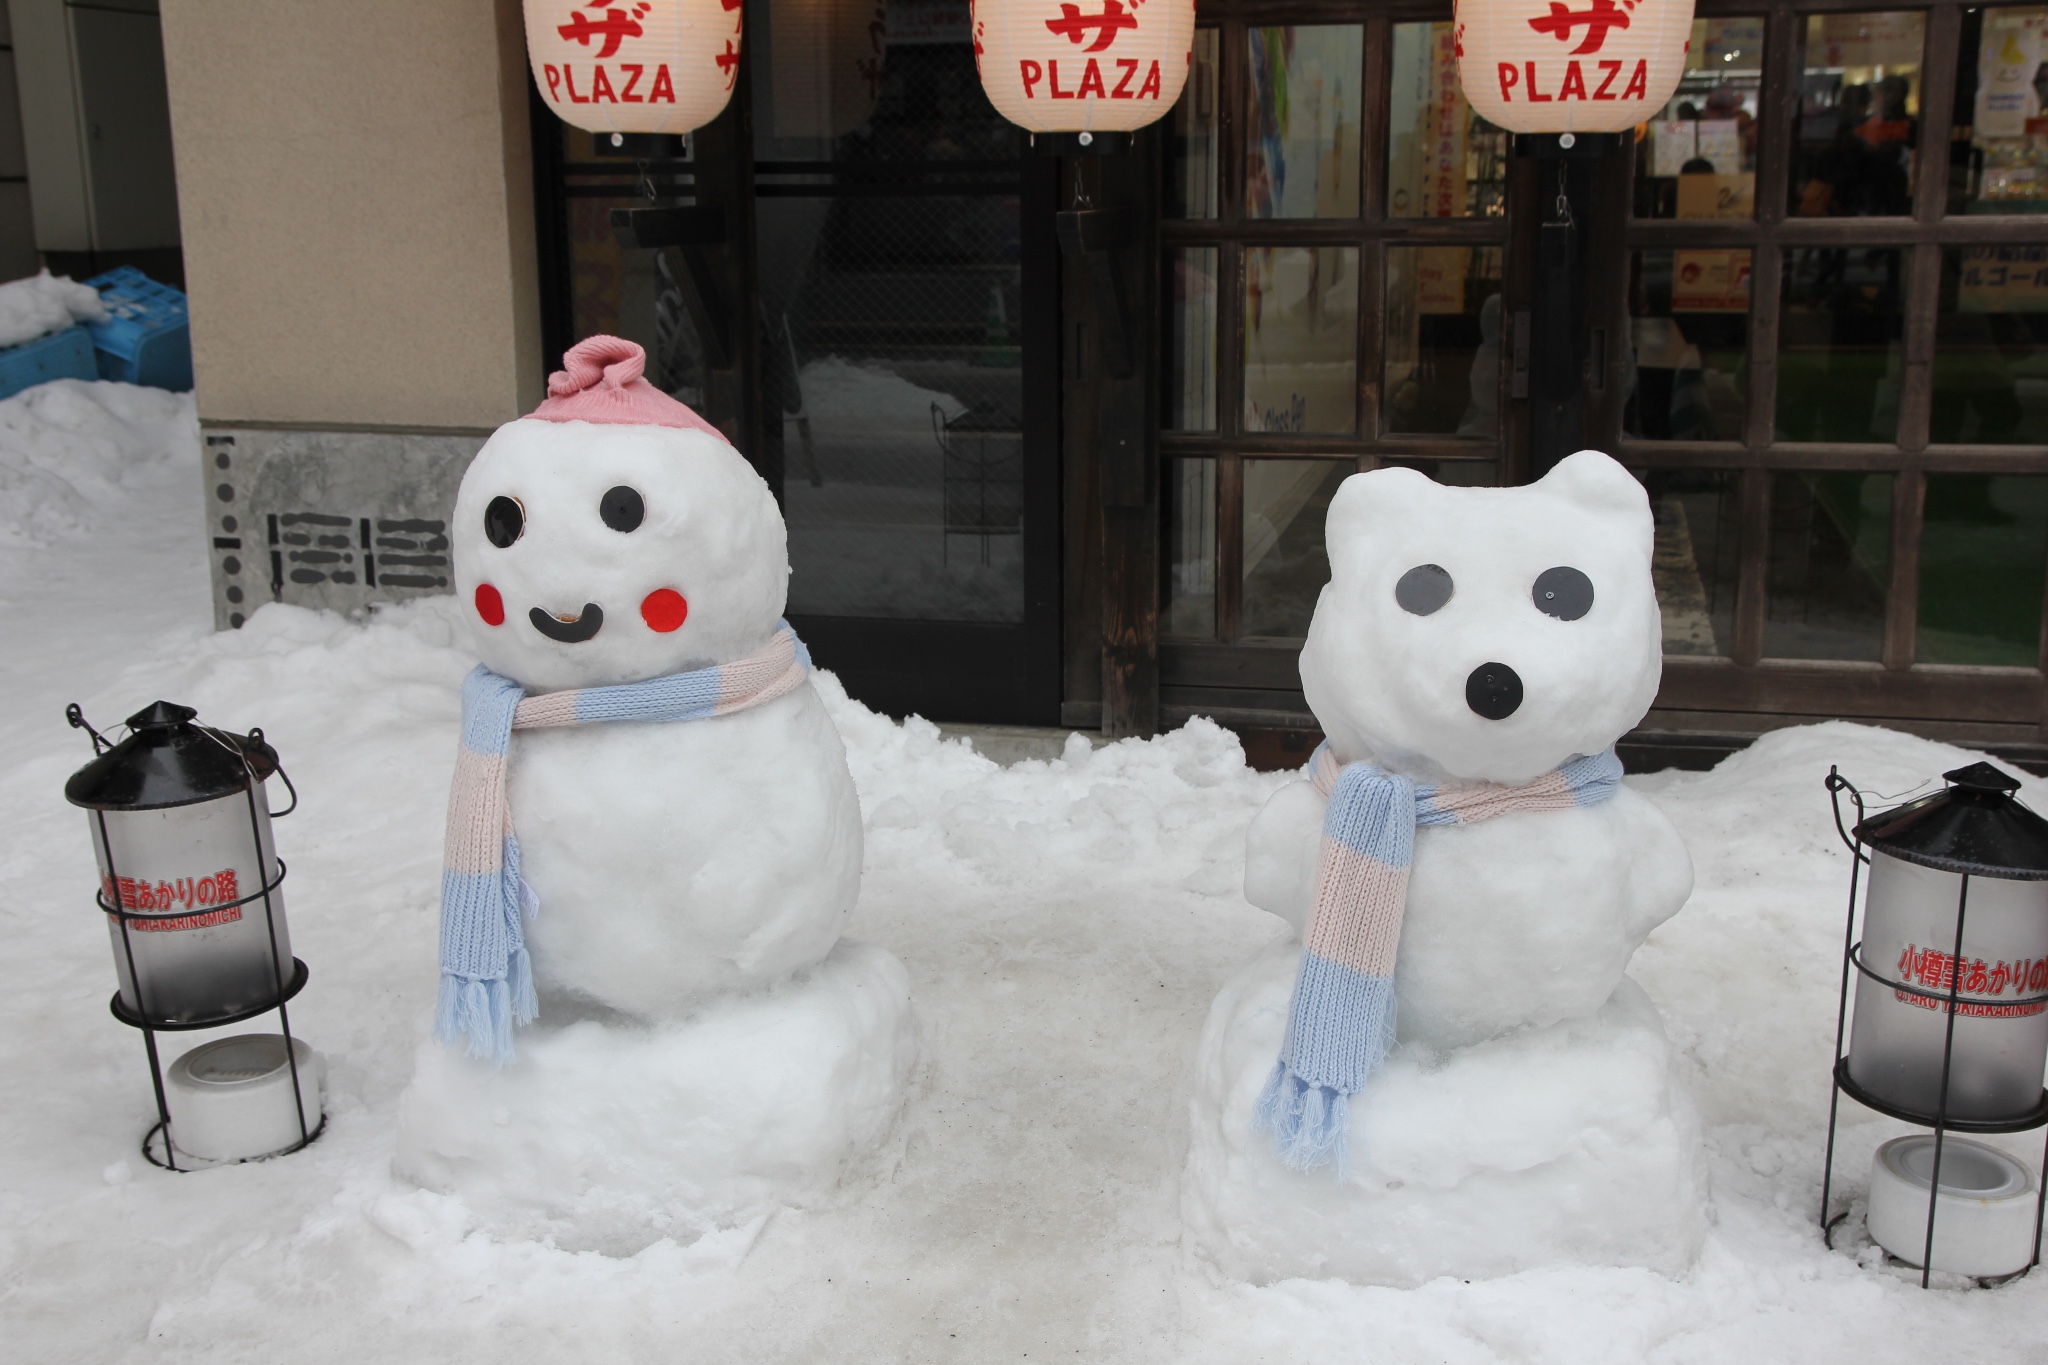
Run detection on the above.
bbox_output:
[529,335,725,438]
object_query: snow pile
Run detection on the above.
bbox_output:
[6,389,2048,1360]
[0,379,195,544]
[0,269,107,350]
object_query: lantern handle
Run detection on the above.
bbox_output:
[1824,766,1869,863]
[65,702,111,754]
[245,727,300,818]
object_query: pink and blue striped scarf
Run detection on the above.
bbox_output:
[1254,742,1623,1174]
[437,622,810,1063]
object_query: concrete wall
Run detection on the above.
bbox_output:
[160,0,543,431]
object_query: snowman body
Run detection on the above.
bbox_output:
[515,682,861,1017]
[1186,452,1704,1286]
[395,341,912,1249]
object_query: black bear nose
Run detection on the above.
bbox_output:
[1466,662,1523,720]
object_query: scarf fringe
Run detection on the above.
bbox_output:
[434,944,538,1066]
[1254,1062,1352,1179]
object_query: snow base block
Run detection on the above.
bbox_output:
[1185,940,1706,1287]
[394,939,917,1254]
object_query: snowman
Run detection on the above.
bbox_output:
[1184,452,1704,1287]
[394,337,914,1251]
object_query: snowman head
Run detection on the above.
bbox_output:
[452,337,788,692]
[1299,451,1662,786]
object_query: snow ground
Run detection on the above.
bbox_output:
[4,381,2048,1361]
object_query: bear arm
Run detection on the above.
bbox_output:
[1616,789,1696,945]
[1244,779,1327,936]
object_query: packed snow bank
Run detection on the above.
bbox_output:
[0,269,106,350]
[7,382,2048,1360]
[0,378,194,544]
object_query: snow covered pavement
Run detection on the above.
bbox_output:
[4,381,2048,1361]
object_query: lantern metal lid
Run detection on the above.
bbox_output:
[1854,762,2048,881]
[65,700,280,811]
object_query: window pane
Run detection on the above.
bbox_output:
[1242,458,1352,638]
[1953,8,2048,212]
[1247,25,1363,219]
[1932,247,2048,444]
[1792,12,1923,218]
[1626,249,1750,440]
[1169,28,1220,219]
[1381,459,1499,486]
[1763,472,1892,661]
[1638,468,1739,657]
[1384,246,1503,436]
[1777,247,1906,443]
[1244,246,1358,433]
[1918,476,2048,666]
[1387,22,1507,219]
[1164,457,1217,638]
[1168,247,1219,431]
[1635,18,1764,220]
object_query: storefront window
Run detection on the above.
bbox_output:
[1164,457,1217,638]
[1932,245,2048,443]
[1763,472,1892,661]
[1953,8,2048,213]
[1792,11,1923,217]
[1918,475,2048,665]
[1387,22,1507,219]
[1243,245,1358,432]
[1776,246,1907,442]
[1639,468,1740,656]
[1626,249,1750,440]
[1246,25,1363,219]
[1171,28,1220,219]
[1241,458,1351,637]
[1169,247,1219,432]
[1382,246,1502,435]
[1635,18,1764,220]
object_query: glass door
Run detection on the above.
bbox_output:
[538,0,1061,724]
[750,0,1060,721]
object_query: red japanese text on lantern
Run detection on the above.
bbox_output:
[102,868,245,932]
[526,0,742,135]
[1453,0,1691,135]
[973,0,1193,133]
[1892,943,2048,1016]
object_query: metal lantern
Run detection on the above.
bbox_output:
[65,701,319,1170]
[1821,762,2048,1285]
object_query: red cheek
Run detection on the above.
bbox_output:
[640,588,687,632]
[474,583,505,626]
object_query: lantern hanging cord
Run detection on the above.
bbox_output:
[1555,161,1573,227]
[194,721,301,818]
[637,159,657,205]
[1072,159,1092,211]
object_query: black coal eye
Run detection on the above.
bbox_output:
[1533,566,1594,621]
[483,495,524,549]
[1395,564,1454,616]
[600,485,644,533]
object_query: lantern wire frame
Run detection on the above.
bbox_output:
[68,705,322,1173]
[1819,767,2048,1288]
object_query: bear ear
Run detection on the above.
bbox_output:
[1535,450,1650,521]
[1322,465,1439,577]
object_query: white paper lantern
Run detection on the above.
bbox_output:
[525,0,744,136]
[972,0,1195,136]
[1453,0,1693,135]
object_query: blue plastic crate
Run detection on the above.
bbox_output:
[84,266,193,391]
[0,324,99,400]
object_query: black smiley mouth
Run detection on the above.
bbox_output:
[528,603,605,644]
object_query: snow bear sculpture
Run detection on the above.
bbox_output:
[1184,451,1703,1287]
[394,337,913,1251]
